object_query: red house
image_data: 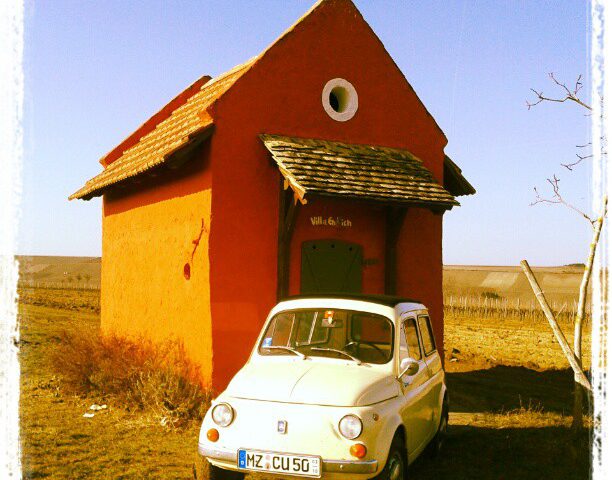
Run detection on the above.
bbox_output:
[71,0,474,391]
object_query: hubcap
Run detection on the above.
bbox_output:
[388,452,403,480]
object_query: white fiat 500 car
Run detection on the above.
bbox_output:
[198,294,448,480]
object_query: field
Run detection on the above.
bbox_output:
[19,258,592,479]
[18,256,101,289]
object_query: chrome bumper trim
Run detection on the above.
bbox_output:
[323,459,378,474]
[199,444,378,475]
[198,444,236,463]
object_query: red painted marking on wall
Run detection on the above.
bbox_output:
[191,218,207,262]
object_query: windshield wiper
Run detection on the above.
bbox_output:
[265,346,307,359]
[310,347,362,365]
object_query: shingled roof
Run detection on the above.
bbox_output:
[71,0,473,204]
[260,134,459,210]
[69,59,255,200]
[443,155,475,197]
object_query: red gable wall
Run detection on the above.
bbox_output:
[207,0,447,390]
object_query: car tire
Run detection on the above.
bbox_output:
[207,463,245,480]
[374,434,407,480]
[428,395,449,459]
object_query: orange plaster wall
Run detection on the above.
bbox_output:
[207,0,448,390]
[101,151,214,385]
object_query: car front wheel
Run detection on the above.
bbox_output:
[374,434,407,480]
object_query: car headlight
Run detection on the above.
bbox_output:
[211,403,234,427]
[339,414,363,440]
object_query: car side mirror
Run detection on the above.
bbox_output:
[397,358,419,379]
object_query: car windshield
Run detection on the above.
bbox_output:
[258,309,394,364]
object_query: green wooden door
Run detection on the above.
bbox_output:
[301,240,363,294]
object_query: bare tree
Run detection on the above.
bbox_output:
[526,73,607,431]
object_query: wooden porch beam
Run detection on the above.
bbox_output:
[277,177,300,300]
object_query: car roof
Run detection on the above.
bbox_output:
[281,293,422,308]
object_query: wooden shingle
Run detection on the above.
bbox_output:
[69,59,255,200]
[260,134,459,209]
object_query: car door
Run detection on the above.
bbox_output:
[417,314,444,436]
[397,315,433,455]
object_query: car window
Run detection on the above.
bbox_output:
[295,313,329,346]
[270,312,293,346]
[258,309,394,364]
[350,313,391,344]
[311,316,329,343]
[403,318,422,360]
[295,316,312,344]
[418,315,436,355]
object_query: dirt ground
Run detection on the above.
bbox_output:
[444,312,591,372]
[19,287,591,479]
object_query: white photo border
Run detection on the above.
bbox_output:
[591,1,610,478]
[0,0,23,477]
[0,1,608,478]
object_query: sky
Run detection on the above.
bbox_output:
[20,0,592,265]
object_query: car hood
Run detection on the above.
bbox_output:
[224,359,399,407]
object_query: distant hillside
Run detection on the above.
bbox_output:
[16,257,584,303]
[444,264,584,304]
[17,256,101,288]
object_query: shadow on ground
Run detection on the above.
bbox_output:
[446,365,586,414]
[409,424,590,480]
[240,423,590,480]
[241,366,592,480]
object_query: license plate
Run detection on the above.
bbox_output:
[237,449,321,478]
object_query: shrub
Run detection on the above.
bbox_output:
[51,327,212,427]
[480,291,502,300]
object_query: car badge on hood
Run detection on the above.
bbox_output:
[277,420,287,434]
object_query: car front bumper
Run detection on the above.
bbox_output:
[199,443,379,475]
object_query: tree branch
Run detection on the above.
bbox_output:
[531,175,595,225]
[571,195,607,429]
[526,73,592,111]
[562,153,593,171]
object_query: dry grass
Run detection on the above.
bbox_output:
[444,308,592,371]
[481,403,573,429]
[19,276,593,479]
[50,327,212,428]
[19,286,100,313]
[20,302,208,479]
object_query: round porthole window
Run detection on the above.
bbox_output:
[322,78,358,122]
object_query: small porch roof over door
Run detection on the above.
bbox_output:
[260,134,473,210]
